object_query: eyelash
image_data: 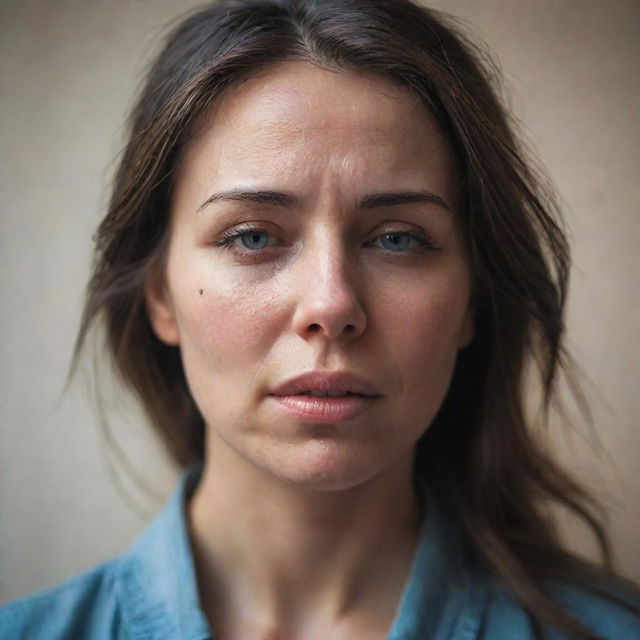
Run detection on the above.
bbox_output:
[212,223,441,257]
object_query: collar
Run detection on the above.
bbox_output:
[386,479,487,639]
[115,462,211,640]
[114,465,486,640]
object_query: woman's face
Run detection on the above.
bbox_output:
[147,62,474,490]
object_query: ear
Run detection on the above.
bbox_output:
[144,271,180,346]
[457,303,475,349]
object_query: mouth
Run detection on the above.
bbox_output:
[269,393,378,423]
[268,371,381,423]
[269,370,382,398]
[293,390,365,397]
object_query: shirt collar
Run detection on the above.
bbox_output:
[386,480,488,639]
[115,462,211,640]
[115,465,486,640]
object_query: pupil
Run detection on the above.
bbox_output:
[382,233,410,251]
[242,231,268,250]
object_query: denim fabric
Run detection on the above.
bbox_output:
[1,465,638,639]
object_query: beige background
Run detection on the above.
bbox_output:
[0,0,638,603]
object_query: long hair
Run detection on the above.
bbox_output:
[74,1,637,637]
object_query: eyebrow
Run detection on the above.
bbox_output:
[358,191,450,211]
[197,188,450,213]
[197,189,301,211]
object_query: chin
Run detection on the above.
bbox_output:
[252,438,393,492]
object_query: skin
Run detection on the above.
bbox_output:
[146,62,474,640]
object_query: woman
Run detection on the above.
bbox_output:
[1,0,638,638]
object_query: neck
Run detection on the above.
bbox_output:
[187,438,423,638]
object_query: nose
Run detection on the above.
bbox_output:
[292,241,367,342]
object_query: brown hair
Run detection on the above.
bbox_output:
[74,1,637,637]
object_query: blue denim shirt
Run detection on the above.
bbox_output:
[1,465,638,639]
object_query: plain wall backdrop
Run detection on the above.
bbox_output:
[1,0,638,603]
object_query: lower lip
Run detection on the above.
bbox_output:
[269,394,378,423]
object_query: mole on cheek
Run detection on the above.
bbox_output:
[199,289,204,296]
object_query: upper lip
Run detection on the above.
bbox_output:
[269,371,382,397]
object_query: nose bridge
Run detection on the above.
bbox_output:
[292,231,366,341]
[315,234,349,292]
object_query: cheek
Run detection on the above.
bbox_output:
[377,276,470,387]
[168,254,288,373]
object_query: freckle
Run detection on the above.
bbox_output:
[199,289,204,296]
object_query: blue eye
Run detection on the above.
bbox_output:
[215,226,437,258]
[379,232,413,252]
[240,230,270,250]
[214,226,280,256]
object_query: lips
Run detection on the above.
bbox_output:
[268,371,381,423]
[269,371,381,398]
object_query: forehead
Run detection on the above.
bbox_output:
[216,62,427,135]
[176,61,456,205]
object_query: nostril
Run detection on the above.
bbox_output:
[306,322,358,336]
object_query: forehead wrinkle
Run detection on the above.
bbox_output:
[239,116,303,153]
[178,62,457,214]
[210,62,448,161]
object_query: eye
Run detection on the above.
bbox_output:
[213,225,280,253]
[367,230,439,253]
[379,232,413,252]
[239,230,271,250]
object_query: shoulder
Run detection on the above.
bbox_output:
[0,466,209,640]
[545,579,640,639]
[0,559,124,640]
[481,576,640,640]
